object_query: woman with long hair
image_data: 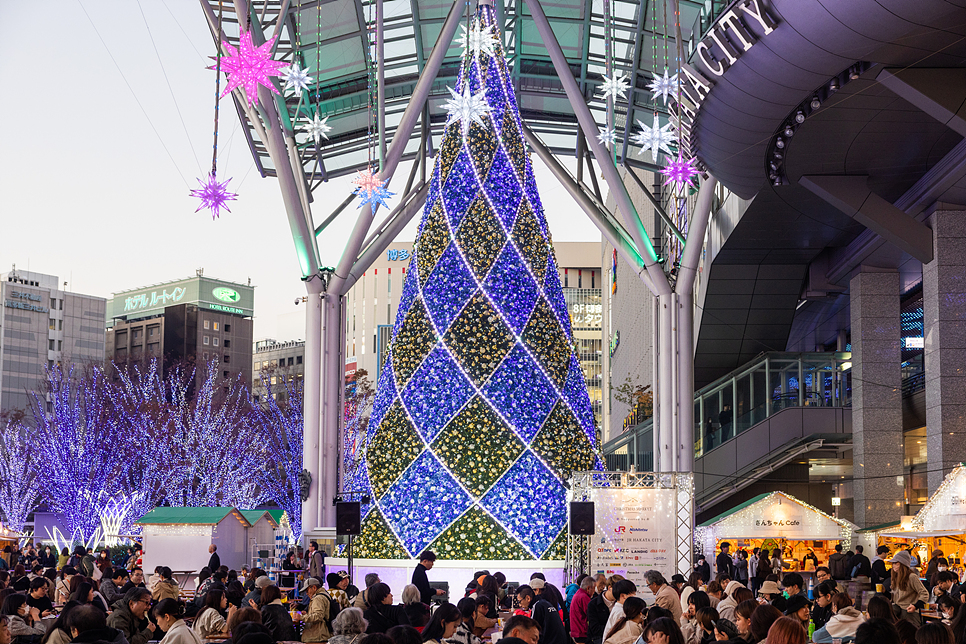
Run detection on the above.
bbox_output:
[765,617,806,644]
[10,566,28,593]
[40,602,80,644]
[868,595,897,623]
[682,592,712,644]
[916,622,955,644]
[694,608,719,644]
[890,551,929,626]
[939,595,961,624]
[55,567,75,604]
[154,598,203,644]
[644,617,686,644]
[451,598,482,644]
[419,603,460,644]
[193,589,235,639]
[749,605,782,644]
[604,597,647,644]
[681,574,703,617]
[733,600,757,641]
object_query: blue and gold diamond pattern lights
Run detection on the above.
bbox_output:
[353,3,599,561]
[380,450,473,556]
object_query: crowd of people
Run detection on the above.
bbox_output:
[0,540,962,644]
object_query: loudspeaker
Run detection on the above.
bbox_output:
[336,501,361,535]
[570,501,595,535]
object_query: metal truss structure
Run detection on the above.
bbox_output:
[566,470,694,582]
[197,0,721,538]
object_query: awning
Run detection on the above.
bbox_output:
[879,530,965,538]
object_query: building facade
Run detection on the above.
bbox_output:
[251,338,305,403]
[106,273,255,387]
[0,267,106,414]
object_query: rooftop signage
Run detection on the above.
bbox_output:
[677,0,779,155]
[109,276,254,321]
[5,290,49,314]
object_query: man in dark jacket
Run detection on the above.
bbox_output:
[99,568,128,607]
[208,544,220,573]
[828,545,849,580]
[106,588,156,644]
[586,581,614,644]
[411,551,444,604]
[694,556,711,583]
[871,546,889,586]
[850,545,873,578]
[120,568,146,594]
[70,604,130,644]
[716,542,735,579]
[517,586,566,644]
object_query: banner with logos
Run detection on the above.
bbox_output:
[589,488,678,587]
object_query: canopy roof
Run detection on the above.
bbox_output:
[699,491,854,540]
[135,507,252,527]
[239,510,281,527]
[207,0,707,183]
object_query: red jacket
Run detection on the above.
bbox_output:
[570,587,594,639]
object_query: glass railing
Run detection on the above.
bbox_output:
[693,351,852,457]
[603,352,853,468]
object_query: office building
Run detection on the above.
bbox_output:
[106,272,255,387]
[251,338,304,403]
[0,267,106,414]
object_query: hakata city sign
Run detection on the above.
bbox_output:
[676,0,779,155]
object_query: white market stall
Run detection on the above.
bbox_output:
[874,464,966,572]
[696,492,856,575]
[135,507,252,589]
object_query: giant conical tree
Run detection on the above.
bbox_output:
[350,3,601,561]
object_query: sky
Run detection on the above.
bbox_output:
[0,0,601,341]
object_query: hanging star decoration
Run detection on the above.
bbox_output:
[214,29,286,107]
[597,128,618,147]
[352,166,395,210]
[648,68,679,105]
[458,22,499,58]
[631,115,677,163]
[281,62,313,97]
[599,71,630,101]
[305,111,332,144]
[443,85,492,135]
[191,173,237,219]
[661,154,700,189]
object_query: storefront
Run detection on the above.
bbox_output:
[696,492,856,578]
[869,465,966,577]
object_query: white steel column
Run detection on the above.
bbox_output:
[658,293,674,470]
[301,276,324,535]
[319,292,343,527]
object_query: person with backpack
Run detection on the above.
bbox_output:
[302,577,337,642]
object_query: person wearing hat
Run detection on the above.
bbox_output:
[716,581,745,623]
[327,573,350,610]
[712,618,742,644]
[694,557,711,585]
[758,580,786,613]
[783,595,811,630]
[671,575,687,595]
[244,575,274,609]
[301,577,334,643]
[888,550,928,625]
[716,544,735,580]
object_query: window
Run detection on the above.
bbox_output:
[262,361,268,369]
[57,340,62,350]
[296,355,303,365]
[50,298,55,309]
[223,371,229,379]
[49,319,56,330]
[204,336,210,345]
[213,337,219,347]
[224,339,231,348]
[213,322,219,331]
[59,299,63,310]
[224,354,230,364]
[225,323,231,332]
[288,357,294,366]
[58,320,63,331]
[204,320,210,330]
[271,376,277,385]
[204,352,209,360]
[48,360,53,369]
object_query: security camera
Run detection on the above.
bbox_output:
[294,298,301,305]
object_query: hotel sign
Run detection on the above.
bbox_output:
[110,277,254,320]
[676,0,778,155]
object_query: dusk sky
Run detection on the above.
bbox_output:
[0,1,601,341]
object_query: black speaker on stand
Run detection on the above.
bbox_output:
[570,501,595,535]
[336,502,361,535]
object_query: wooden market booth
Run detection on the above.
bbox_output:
[696,492,856,579]
[864,464,966,575]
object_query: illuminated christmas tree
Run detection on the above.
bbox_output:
[351,4,600,561]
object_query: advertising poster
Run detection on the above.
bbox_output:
[589,488,678,588]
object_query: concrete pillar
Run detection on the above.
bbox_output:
[850,269,903,527]
[923,210,966,492]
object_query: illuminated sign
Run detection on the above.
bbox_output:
[675,0,778,155]
[213,287,241,303]
[609,330,620,357]
[386,249,410,261]
[204,303,244,315]
[124,287,186,312]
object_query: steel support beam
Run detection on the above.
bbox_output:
[301,275,324,534]
[877,68,966,137]
[800,175,934,264]
[523,0,672,296]
[625,165,684,244]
